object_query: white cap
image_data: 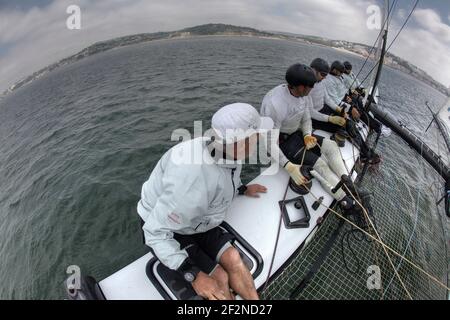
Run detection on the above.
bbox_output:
[211,103,274,144]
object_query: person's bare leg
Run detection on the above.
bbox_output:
[210,265,233,300]
[219,247,259,300]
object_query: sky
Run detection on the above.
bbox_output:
[0,0,449,93]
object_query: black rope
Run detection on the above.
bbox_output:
[340,195,378,274]
[387,0,398,29]
[290,218,345,299]
[261,182,290,296]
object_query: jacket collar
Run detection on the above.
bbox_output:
[205,139,240,170]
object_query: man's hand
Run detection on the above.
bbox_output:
[304,135,317,150]
[329,116,346,127]
[351,108,361,120]
[285,162,307,185]
[192,272,227,300]
[245,184,267,198]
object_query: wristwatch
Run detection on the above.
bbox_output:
[177,258,201,283]
[238,185,248,195]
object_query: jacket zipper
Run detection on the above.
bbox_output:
[231,168,236,199]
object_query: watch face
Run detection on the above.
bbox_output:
[184,272,195,282]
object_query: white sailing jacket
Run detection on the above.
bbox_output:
[137,137,242,270]
[322,75,348,112]
[342,72,361,91]
[309,81,329,122]
[260,84,313,166]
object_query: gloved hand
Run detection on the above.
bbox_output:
[303,135,317,150]
[351,108,361,120]
[329,116,346,126]
[285,162,307,185]
[335,106,343,114]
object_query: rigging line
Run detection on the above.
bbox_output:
[382,140,424,298]
[310,141,411,298]
[298,133,446,294]
[303,184,450,293]
[387,0,398,29]
[341,181,413,299]
[263,136,321,295]
[334,134,385,297]
[261,181,289,295]
[385,0,420,56]
[359,0,420,87]
[349,0,397,91]
[352,0,396,79]
[261,134,310,294]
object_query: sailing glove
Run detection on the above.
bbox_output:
[285,162,307,185]
[304,135,318,150]
[329,116,346,126]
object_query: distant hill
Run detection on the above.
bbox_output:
[2,23,449,97]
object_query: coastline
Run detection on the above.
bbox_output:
[2,29,448,97]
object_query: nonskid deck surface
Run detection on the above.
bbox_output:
[99,125,369,300]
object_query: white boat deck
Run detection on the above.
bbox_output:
[99,123,369,300]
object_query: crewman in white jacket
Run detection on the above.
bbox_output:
[322,61,353,115]
[309,58,347,131]
[260,64,357,207]
[138,103,273,300]
[314,60,380,163]
[342,61,361,91]
[343,61,383,136]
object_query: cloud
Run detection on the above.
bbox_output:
[0,0,449,92]
[385,8,450,88]
[413,8,450,42]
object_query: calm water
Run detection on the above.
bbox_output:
[0,36,448,299]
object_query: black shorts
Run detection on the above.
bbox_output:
[279,131,325,164]
[139,217,235,274]
[174,227,235,275]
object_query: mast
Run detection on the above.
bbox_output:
[367,0,450,195]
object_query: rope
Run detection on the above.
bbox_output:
[322,134,403,298]
[309,134,431,299]
[342,183,413,299]
[336,140,382,292]
[262,137,309,295]
[262,182,289,295]
[265,127,450,297]
[382,140,424,297]
[303,185,450,294]
[334,122,411,297]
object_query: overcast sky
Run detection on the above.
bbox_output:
[0,0,449,93]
